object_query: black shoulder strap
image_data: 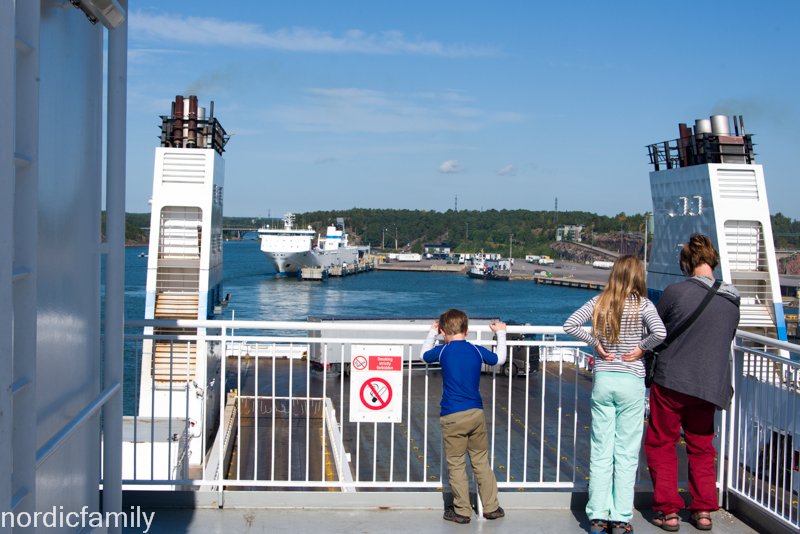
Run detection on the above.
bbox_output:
[656,279,721,351]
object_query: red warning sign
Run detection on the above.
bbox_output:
[369,355,401,371]
[352,355,368,371]
[359,378,392,410]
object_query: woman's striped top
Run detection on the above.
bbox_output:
[563,294,666,378]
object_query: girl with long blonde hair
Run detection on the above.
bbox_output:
[564,255,666,534]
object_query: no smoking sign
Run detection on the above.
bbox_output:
[360,378,392,410]
[349,345,404,423]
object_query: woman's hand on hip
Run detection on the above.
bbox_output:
[621,346,645,362]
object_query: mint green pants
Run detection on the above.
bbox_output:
[586,372,646,523]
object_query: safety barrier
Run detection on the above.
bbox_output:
[114,320,800,531]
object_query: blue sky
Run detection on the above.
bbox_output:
[123,1,800,218]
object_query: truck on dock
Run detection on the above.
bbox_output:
[397,253,421,262]
[592,261,614,269]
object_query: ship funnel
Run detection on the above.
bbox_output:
[160,95,229,154]
[694,118,712,136]
[710,115,731,136]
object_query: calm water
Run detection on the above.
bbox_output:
[116,240,596,413]
[123,240,593,325]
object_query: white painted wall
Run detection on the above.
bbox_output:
[34,1,106,526]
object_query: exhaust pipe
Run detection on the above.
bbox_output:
[173,95,184,148]
[187,95,198,148]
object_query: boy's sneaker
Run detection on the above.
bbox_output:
[443,506,470,524]
[483,506,505,520]
[590,519,609,533]
[609,521,633,534]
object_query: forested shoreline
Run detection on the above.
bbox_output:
[106,209,800,257]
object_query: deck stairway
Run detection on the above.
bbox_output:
[153,294,199,382]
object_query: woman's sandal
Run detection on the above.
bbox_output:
[689,511,713,531]
[652,511,680,532]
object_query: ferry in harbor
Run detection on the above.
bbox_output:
[258,213,370,276]
[467,252,511,281]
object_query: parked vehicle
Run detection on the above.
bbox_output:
[481,331,540,377]
[397,253,421,262]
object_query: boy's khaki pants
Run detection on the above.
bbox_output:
[440,408,500,517]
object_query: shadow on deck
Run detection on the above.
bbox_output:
[120,501,767,534]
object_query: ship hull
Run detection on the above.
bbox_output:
[261,247,364,276]
[467,270,509,281]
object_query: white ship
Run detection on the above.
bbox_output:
[259,214,369,276]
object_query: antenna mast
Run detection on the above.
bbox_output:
[555,197,558,225]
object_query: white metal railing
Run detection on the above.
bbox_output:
[116,319,800,529]
[120,320,601,497]
[728,331,800,531]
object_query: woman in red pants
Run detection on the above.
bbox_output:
[645,234,740,531]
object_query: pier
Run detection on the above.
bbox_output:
[533,277,605,291]
[377,264,465,274]
[299,257,378,281]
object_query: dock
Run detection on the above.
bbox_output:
[377,264,465,274]
[534,277,605,291]
[299,258,378,281]
[298,267,328,281]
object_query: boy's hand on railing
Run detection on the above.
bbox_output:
[489,321,507,332]
[621,346,644,362]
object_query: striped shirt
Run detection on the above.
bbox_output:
[563,294,666,378]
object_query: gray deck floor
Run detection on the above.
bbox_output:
[123,507,762,534]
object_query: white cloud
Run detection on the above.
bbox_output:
[413,91,476,102]
[490,112,527,122]
[264,88,484,133]
[438,160,462,173]
[496,164,516,176]
[127,48,187,63]
[314,157,337,164]
[448,107,483,118]
[129,10,498,57]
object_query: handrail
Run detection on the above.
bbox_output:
[36,383,121,468]
[123,318,572,334]
[735,329,800,355]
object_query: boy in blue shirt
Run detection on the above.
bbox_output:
[420,309,507,524]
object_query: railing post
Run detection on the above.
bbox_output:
[103,3,127,529]
[0,0,14,516]
[218,326,227,507]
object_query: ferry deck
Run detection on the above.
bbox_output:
[3,4,798,534]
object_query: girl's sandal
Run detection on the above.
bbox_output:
[652,511,680,532]
[589,519,608,533]
[689,512,712,531]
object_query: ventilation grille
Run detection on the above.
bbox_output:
[161,152,206,185]
[159,206,203,260]
[725,220,767,272]
[725,220,775,328]
[717,169,758,200]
